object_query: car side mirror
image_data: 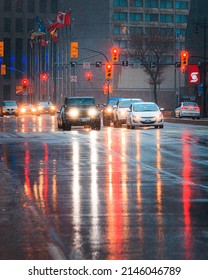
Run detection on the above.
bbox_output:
[160,108,164,111]
[113,105,117,109]
[127,108,131,112]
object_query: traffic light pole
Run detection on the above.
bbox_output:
[203,17,207,118]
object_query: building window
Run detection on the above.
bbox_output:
[176,28,186,37]
[15,0,23,12]
[145,13,158,22]
[176,15,187,23]
[160,14,173,23]
[114,40,128,49]
[16,18,23,32]
[4,0,11,12]
[160,55,174,64]
[160,28,174,35]
[145,0,158,8]
[28,0,35,13]
[130,0,143,7]
[27,19,35,32]
[113,0,128,6]
[160,0,173,9]
[114,25,129,34]
[4,18,11,32]
[129,26,143,35]
[114,12,128,21]
[130,13,143,21]
[15,38,23,79]
[176,1,189,9]
[39,0,47,13]
[51,0,58,13]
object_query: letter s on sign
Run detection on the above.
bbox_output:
[190,72,199,83]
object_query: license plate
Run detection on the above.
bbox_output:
[80,118,90,122]
[144,119,152,122]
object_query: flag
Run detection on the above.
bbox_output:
[46,11,71,30]
[50,28,58,43]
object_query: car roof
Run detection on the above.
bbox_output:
[67,96,94,99]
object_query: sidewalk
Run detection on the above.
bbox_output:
[164,117,208,126]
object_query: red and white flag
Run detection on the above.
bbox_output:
[46,11,70,30]
[188,65,200,84]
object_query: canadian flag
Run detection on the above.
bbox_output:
[46,11,70,30]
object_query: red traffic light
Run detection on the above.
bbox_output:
[111,47,119,62]
[85,72,92,81]
[22,78,29,88]
[40,73,48,81]
[105,62,113,79]
[180,50,189,66]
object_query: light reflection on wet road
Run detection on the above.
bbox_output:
[0,115,208,260]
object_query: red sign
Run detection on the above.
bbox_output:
[188,65,200,84]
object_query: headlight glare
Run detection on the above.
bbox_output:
[68,108,79,117]
[88,108,97,117]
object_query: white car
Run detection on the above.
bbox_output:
[113,98,143,127]
[126,102,164,129]
[175,102,200,119]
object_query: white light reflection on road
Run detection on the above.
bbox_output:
[90,131,100,258]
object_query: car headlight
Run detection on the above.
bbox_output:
[88,108,97,117]
[51,106,55,110]
[38,106,43,111]
[119,111,126,116]
[32,108,36,112]
[133,115,141,121]
[67,108,79,117]
[106,107,112,113]
[156,113,163,121]
[20,108,26,113]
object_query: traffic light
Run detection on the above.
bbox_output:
[40,73,48,82]
[22,78,29,89]
[70,42,78,58]
[180,50,189,67]
[85,72,92,81]
[111,47,119,62]
[105,62,112,79]
[103,84,108,94]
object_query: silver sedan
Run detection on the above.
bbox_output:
[175,102,200,119]
[126,102,164,129]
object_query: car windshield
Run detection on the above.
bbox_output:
[119,99,142,108]
[3,101,17,106]
[67,98,95,106]
[133,103,159,112]
[183,102,198,107]
[108,99,119,106]
[39,101,52,106]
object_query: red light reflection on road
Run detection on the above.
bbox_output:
[182,134,192,259]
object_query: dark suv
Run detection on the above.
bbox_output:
[62,97,101,130]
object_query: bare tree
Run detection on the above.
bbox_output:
[128,32,175,104]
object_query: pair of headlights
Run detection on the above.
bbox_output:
[132,113,163,121]
[67,108,98,117]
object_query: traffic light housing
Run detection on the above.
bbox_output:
[103,84,108,95]
[22,78,29,89]
[85,72,92,81]
[1,64,6,75]
[181,51,189,67]
[111,47,119,62]
[105,62,112,79]
[40,73,48,82]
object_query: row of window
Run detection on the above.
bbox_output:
[114,0,189,9]
[3,0,58,13]
[114,26,186,37]
[114,12,187,23]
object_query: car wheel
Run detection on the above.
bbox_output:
[113,120,118,128]
[179,112,182,118]
[197,117,200,119]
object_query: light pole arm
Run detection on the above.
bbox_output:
[79,47,109,62]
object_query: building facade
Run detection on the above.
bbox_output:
[66,0,191,108]
[0,0,64,103]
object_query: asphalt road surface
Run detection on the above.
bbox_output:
[0,115,208,260]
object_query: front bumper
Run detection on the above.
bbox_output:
[66,117,100,126]
[132,117,164,126]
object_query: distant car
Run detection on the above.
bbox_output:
[175,102,200,119]
[57,105,65,129]
[103,97,122,126]
[36,101,56,115]
[126,102,164,129]
[113,98,143,127]
[19,104,37,115]
[0,100,18,117]
[62,96,101,130]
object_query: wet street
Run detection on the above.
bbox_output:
[0,115,208,260]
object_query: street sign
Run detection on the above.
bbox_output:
[71,76,77,82]
[16,85,23,95]
[0,41,4,57]
[188,65,200,84]
[83,62,91,69]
